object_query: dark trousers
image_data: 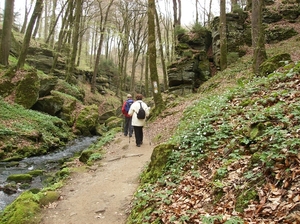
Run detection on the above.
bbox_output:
[133,126,143,145]
[124,117,133,136]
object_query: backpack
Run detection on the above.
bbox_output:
[125,99,133,113]
[136,102,146,119]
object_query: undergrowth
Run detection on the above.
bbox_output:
[127,60,300,223]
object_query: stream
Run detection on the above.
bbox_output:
[0,136,99,212]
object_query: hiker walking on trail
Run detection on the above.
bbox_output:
[128,94,150,147]
[122,94,134,137]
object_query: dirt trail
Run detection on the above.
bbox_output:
[40,132,153,224]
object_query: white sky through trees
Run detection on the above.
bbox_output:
[0,0,221,28]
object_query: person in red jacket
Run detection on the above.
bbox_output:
[121,94,134,137]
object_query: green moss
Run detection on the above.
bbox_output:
[105,116,123,130]
[15,71,40,109]
[126,203,156,224]
[56,167,70,179]
[27,169,44,177]
[140,143,174,184]
[38,191,60,206]
[79,149,94,163]
[75,104,99,135]
[7,174,33,183]
[235,189,258,212]
[0,191,41,224]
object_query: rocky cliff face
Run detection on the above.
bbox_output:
[168,1,299,94]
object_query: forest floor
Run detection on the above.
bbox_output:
[40,100,188,224]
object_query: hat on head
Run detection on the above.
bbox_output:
[127,94,132,98]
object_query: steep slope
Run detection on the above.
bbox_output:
[127,35,300,223]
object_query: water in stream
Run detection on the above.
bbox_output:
[0,136,99,211]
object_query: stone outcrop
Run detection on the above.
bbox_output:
[168,1,299,94]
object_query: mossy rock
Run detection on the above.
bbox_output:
[7,174,33,183]
[1,155,23,162]
[259,53,292,76]
[56,167,70,178]
[79,149,94,163]
[0,191,41,224]
[38,191,60,206]
[15,71,40,109]
[105,116,123,130]
[140,143,174,184]
[54,79,85,102]
[75,104,99,136]
[27,169,44,177]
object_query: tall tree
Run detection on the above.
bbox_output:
[43,0,49,40]
[0,0,14,66]
[115,1,131,94]
[252,0,267,74]
[32,9,42,39]
[129,3,148,93]
[172,0,181,27]
[91,0,115,93]
[155,7,168,91]
[16,0,43,69]
[219,0,227,70]
[45,1,67,45]
[48,0,58,47]
[148,0,164,114]
[50,1,73,74]
[20,0,34,34]
[66,0,82,83]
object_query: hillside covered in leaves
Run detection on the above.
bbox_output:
[127,39,300,223]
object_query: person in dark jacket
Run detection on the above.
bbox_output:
[121,94,134,137]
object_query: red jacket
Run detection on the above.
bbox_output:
[122,100,134,118]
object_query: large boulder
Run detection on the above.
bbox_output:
[265,26,298,43]
[74,104,99,136]
[14,70,40,109]
[53,79,85,102]
[38,74,58,97]
[259,53,292,76]
[31,91,65,116]
[167,27,212,94]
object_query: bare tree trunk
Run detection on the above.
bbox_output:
[17,0,43,70]
[196,0,199,24]
[91,0,115,93]
[43,0,49,40]
[155,7,168,91]
[50,1,72,74]
[148,0,164,114]
[219,0,227,70]
[144,52,149,97]
[252,0,266,75]
[0,0,14,66]
[66,0,82,83]
[20,0,34,34]
[45,2,66,45]
[32,12,41,39]
[208,0,213,25]
[172,0,181,27]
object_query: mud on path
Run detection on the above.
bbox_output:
[40,132,154,224]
